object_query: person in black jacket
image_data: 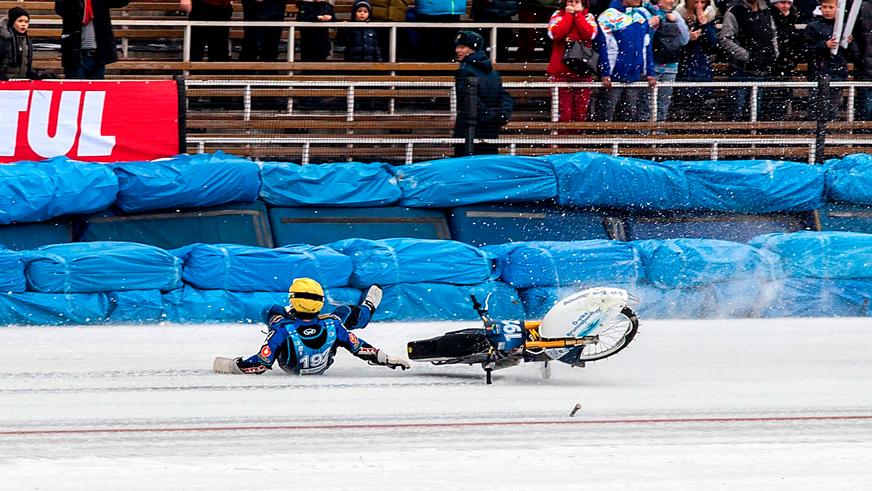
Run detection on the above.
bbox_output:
[768,0,800,119]
[342,0,382,61]
[55,0,130,79]
[453,30,513,157]
[297,0,335,61]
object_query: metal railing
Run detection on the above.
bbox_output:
[30,19,546,64]
[184,79,872,164]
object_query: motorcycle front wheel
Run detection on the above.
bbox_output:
[576,306,639,362]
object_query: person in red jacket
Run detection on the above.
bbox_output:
[546,0,598,122]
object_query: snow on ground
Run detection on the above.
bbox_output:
[1,318,872,490]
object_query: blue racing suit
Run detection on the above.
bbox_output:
[236,303,382,375]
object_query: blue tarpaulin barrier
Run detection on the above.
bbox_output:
[762,278,872,317]
[749,231,872,279]
[112,152,261,213]
[0,292,109,325]
[107,290,168,323]
[0,157,118,225]
[25,242,182,293]
[546,152,689,210]
[825,154,872,205]
[174,243,352,292]
[674,159,825,213]
[260,162,401,207]
[377,281,523,321]
[634,238,783,289]
[392,155,557,207]
[484,240,643,289]
[0,247,25,293]
[328,238,498,288]
[163,286,363,323]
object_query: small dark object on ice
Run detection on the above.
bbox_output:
[570,403,582,417]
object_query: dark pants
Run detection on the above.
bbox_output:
[599,86,644,122]
[64,51,105,80]
[241,25,284,61]
[299,28,331,61]
[190,2,232,61]
[416,14,461,62]
[729,70,768,121]
[474,14,514,62]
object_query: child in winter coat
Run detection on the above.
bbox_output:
[343,0,383,61]
[546,0,598,122]
[0,7,34,80]
[804,0,856,119]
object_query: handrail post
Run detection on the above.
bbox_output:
[649,84,658,124]
[389,26,397,63]
[750,85,758,122]
[847,85,856,122]
[550,87,559,122]
[243,84,252,122]
[183,23,191,77]
[347,85,355,122]
[490,26,498,64]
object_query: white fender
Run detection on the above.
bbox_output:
[539,287,630,339]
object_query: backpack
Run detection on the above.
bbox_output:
[653,20,683,65]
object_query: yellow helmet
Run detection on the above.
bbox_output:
[288,277,324,315]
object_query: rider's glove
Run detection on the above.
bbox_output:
[363,285,383,314]
[368,348,410,370]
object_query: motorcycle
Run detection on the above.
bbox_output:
[406,287,640,384]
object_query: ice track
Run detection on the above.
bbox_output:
[2,319,872,490]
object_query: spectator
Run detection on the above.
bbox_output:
[241,0,288,62]
[370,0,410,21]
[519,0,560,61]
[804,0,855,120]
[650,0,690,121]
[342,0,383,61]
[472,0,519,61]
[674,0,719,120]
[1,7,36,80]
[453,30,514,156]
[719,0,779,121]
[769,0,800,119]
[297,0,335,61]
[546,0,598,122]
[596,0,656,122]
[856,0,872,120]
[416,0,465,62]
[180,0,232,62]
[55,0,130,79]
[369,0,411,59]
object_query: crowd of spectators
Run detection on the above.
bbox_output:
[2,0,871,122]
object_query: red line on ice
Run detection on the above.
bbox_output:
[3,415,872,437]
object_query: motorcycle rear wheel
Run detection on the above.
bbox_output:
[575,306,639,362]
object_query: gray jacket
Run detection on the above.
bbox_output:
[719,0,779,75]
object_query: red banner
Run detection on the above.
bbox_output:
[0,80,180,163]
